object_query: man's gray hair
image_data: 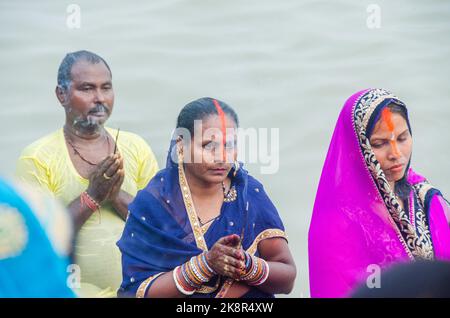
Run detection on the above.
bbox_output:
[57,50,112,91]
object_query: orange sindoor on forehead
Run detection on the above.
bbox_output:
[212,99,227,161]
[381,107,400,156]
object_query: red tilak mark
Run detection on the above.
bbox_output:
[381,108,400,156]
[213,99,227,161]
[381,107,395,132]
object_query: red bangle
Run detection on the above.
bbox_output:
[81,191,101,211]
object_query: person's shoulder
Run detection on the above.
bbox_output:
[244,173,272,200]
[246,173,265,189]
[19,129,64,159]
[146,169,167,187]
[114,129,145,142]
[244,172,283,225]
[245,171,280,203]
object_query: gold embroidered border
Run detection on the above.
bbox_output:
[246,229,288,255]
[353,89,429,260]
[178,155,208,251]
[176,146,222,294]
[196,277,221,294]
[354,91,415,261]
[215,229,288,298]
[361,94,396,132]
[176,144,287,296]
[416,183,433,206]
[136,272,165,298]
[201,222,214,235]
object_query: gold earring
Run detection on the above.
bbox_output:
[233,161,240,177]
[176,142,184,165]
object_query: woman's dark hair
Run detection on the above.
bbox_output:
[367,102,412,202]
[176,97,239,136]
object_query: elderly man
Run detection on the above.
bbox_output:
[16,50,159,297]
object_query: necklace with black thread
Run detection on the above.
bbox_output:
[197,181,237,227]
[64,128,111,166]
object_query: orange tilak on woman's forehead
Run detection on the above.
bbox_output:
[381,107,395,132]
[212,99,227,161]
[381,107,400,156]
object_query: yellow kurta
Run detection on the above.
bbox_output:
[15,127,159,297]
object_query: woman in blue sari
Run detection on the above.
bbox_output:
[117,97,296,298]
[0,178,75,297]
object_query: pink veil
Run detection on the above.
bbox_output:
[308,88,450,298]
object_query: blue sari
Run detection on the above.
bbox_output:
[117,141,287,298]
[0,178,75,298]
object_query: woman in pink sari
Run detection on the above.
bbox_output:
[308,88,450,298]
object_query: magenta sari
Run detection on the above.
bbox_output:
[308,88,450,298]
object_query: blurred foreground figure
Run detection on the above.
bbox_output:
[351,260,450,298]
[0,178,75,297]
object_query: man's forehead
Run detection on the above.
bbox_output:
[70,60,111,82]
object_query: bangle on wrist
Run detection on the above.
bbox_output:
[80,191,102,223]
[240,253,270,286]
[173,252,216,295]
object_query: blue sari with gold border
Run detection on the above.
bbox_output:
[117,142,287,298]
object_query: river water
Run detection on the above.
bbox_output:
[1,0,449,297]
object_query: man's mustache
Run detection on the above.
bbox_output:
[88,104,110,115]
[71,104,110,132]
